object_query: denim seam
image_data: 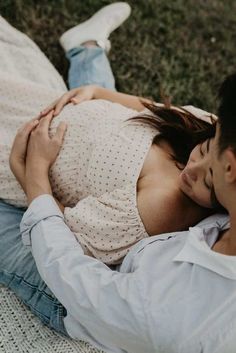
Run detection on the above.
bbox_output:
[1,271,67,334]
[1,270,61,304]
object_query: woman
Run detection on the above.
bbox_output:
[1,3,216,266]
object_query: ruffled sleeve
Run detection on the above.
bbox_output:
[64,184,149,265]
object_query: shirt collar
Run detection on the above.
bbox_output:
[173,214,236,280]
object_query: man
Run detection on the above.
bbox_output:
[210,73,236,256]
[0,75,235,353]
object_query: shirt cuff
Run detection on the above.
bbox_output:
[20,194,64,246]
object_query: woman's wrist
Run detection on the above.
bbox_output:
[25,166,52,204]
[25,161,49,179]
[90,86,148,111]
[25,167,64,213]
[93,85,103,100]
[9,159,27,193]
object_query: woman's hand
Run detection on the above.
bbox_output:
[39,84,98,117]
[24,111,67,207]
[26,110,67,171]
[9,118,40,192]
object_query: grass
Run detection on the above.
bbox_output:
[1,0,236,112]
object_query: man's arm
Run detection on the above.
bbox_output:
[22,112,150,350]
[20,194,150,352]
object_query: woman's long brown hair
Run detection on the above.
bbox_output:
[129,101,216,168]
[128,101,227,212]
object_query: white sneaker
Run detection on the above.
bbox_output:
[59,2,131,52]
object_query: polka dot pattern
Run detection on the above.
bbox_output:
[63,116,156,265]
[0,16,157,265]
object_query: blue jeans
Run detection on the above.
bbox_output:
[0,46,114,334]
[0,202,67,335]
[67,46,115,90]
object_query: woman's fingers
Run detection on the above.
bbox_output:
[39,99,58,117]
[39,88,86,118]
[37,110,55,132]
[53,92,76,116]
[54,93,87,113]
[18,118,39,136]
[70,97,78,104]
[26,119,40,134]
[54,122,67,143]
[53,98,69,116]
[10,119,40,168]
[70,96,86,104]
[35,111,67,143]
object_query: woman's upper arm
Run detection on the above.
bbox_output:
[137,187,184,236]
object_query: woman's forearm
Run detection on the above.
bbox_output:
[93,86,152,112]
[26,168,52,205]
[25,167,65,213]
[10,160,27,193]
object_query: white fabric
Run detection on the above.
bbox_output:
[0,14,159,265]
[0,285,104,353]
[1,13,232,353]
[183,105,218,122]
[0,15,104,353]
[0,15,217,267]
[20,194,236,353]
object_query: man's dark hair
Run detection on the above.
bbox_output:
[218,73,236,154]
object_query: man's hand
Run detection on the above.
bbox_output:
[9,118,39,192]
[25,111,67,208]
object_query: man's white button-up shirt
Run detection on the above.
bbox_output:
[20,194,236,353]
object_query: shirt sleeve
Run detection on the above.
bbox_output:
[63,185,149,265]
[20,194,150,352]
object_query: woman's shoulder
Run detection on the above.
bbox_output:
[137,183,186,236]
[137,178,210,236]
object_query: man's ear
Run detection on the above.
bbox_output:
[224,149,236,183]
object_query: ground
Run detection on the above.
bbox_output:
[1,0,236,112]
